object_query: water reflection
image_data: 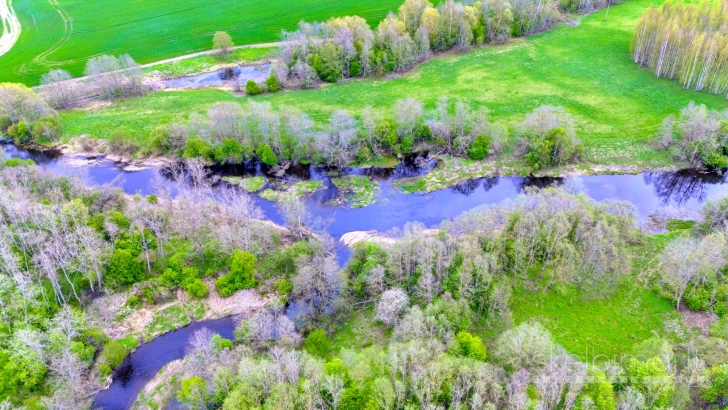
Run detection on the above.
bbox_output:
[644,170,728,206]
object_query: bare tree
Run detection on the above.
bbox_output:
[393,98,424,139]
[659,233,726,309]
[495,322,555,372]
[40,69,81,109]
[376,288,409,326]
[293,255,345,317]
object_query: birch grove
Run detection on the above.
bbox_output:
[632,0,728,97]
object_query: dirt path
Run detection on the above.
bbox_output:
[0,0,20,57]
[138,41,287,69]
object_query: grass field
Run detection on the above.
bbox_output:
[0,0,402,85]
[60,0,728,169]
[510,286,675,360]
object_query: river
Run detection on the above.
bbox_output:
[4,142,728,409]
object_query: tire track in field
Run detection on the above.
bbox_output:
[71,0,231,34]
[73,0,390,57]
[0,0,21,57]
[17,0,394,77]
[17,0,73,74]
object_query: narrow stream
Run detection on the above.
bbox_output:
[93,317,237,410]
[5,142,728,409]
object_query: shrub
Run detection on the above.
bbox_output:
[183,137,213,160]
[101,339,133,369]
[106,249,143,286]
[452,331,488,361]
[107,131,140,156]
[178,376,210,409]
[144,125,174,156]
[265,74,281,92]
[524,127,583,170]
[626,357,674,408]
[8,121,31,144]
[274,279,293,303]
[211,334,233,353]
[303,329,331,358]
[467,134,491,160]
[215,250,257,297]
[213,138,249,164]
[704,364,728,405]
[245,80,263,96]
[256,143,277,166]
[685,285,712,312]
[0,116,11,133]
[185,278,209,298]
[30,116,63,141]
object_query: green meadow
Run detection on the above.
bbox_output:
[60,0,728,169]
[0,0,402,85]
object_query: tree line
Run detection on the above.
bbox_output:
[32,0,618,106]
[270,0,608,88]
[632,0,728,96]
[109,99,584,171]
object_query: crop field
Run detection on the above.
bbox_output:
[61,0,728,169]
[0,0,402,85]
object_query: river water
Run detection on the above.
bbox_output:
[4,143,728,409]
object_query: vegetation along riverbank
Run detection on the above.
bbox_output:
[17,0,723,189]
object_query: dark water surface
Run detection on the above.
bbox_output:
[163,63,271,89]
[92,316,237,410]
[5,143,728,409]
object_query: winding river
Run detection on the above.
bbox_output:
[4,142,728,409]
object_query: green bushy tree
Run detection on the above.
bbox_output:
[452,331,488,361]
[245,80,263,96]
[265,74,281,92]
[106,249,143,286]
[256,143,278,166]
[467,134,491,160]
[215,250,257,297]
[303,329,331,358]
[183,137,213,160]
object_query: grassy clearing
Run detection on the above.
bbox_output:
[510,285,675,360]
[511,231,684,360]
[0,0,402,85]
[330,308,388,353]
[144,301,206,340]
[259,180,322,202]
[223,175,266,192]
[143,47,275,78]
[331,175,380,208]
[60,0,728,170]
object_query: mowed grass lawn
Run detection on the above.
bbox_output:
[61,0,728,167]
[0,0,402,85]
